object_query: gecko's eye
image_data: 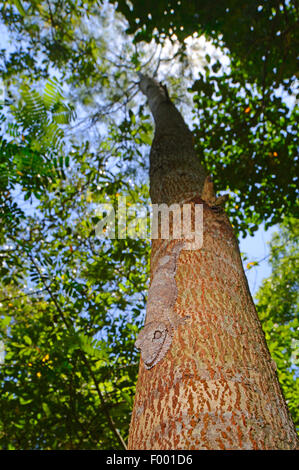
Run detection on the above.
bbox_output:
[153,330,162,340]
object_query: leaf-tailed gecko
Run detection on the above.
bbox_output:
[135,241,188,369]
[135,175,228,369]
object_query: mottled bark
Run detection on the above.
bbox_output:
[128,75,298,450]
[138,74,207,206]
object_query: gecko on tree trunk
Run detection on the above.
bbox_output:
[135,74,228,368]
[135,240,188,369]
[129,74,299,450]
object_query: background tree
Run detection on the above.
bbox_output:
[255,216,299,431]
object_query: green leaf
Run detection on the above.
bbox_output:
[12,0,26,16]
[23,335,32,346]
[19,397,33,405]
[42,402,51,417]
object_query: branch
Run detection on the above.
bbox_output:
[0,287,48,303]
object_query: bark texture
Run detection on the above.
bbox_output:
[128,75,298,450]
[138,74,207,206]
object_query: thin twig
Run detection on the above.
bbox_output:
[0,287,48,303]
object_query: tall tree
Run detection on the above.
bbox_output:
[128,75,298,450]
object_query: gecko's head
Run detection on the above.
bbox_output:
[135,321,172,369]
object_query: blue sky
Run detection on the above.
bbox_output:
[240,224,277,296]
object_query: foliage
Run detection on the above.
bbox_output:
[0,12,152,444]
[190,65,298,236]
[255,216,299,430]
[0,77,75,241]
[0,139,150,448]
[13,77,76,152]
[111,0,298,86]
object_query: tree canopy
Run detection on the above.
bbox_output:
[111,0,298,85]
[110,0,299,234]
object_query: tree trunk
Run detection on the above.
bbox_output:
[128,75,298,450]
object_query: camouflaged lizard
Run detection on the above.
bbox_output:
[135,241,188,369]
